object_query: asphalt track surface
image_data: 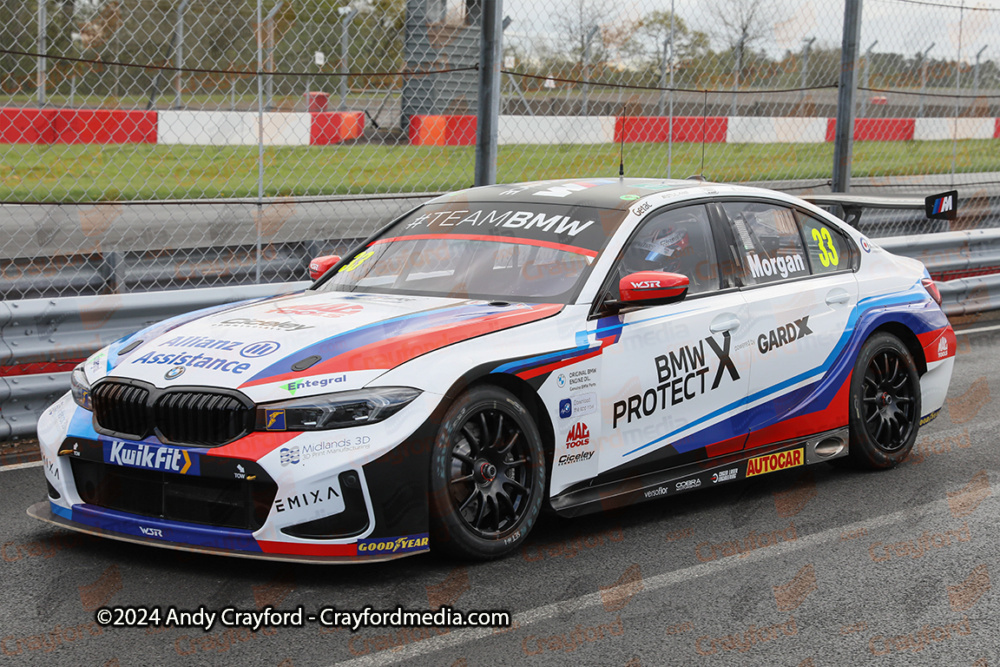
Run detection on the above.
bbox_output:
[2,324,1000,666]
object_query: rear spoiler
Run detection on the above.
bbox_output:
[801,191,958,227]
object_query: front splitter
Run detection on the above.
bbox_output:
[26,501,424,565]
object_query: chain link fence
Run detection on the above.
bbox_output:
[1,0,999,300]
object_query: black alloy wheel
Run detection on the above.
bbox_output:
[860,349,917,451]
[429,385,546,559]
[848,332,922,469]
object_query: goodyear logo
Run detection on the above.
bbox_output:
[357,534,430,555]
[920,409,940,427]
[747,448,803,477]
[265,409,286,431]
[104,441,199,475]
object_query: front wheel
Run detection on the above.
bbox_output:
[429,385,547,560]
[847,332,922,469]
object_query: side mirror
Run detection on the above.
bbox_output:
[619,271,689,306]
[309,255,341,280]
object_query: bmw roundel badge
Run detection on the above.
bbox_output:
[164,366,185,380]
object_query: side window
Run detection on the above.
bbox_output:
[617,205,719,297]
[720,201,809,286]
[797,213,850,274]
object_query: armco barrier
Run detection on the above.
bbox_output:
[0,108,157,144]
[498,116,615,145]
[615,116,729,144]
[2,108,997,146]
[879,229,1000,281]
[0,281,306,440]
[411,114,1000,145]
[407,114,478,146]
[3,227,1000,441]
[311,111,365,145]
[0,109,364,146]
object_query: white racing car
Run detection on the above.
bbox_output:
[30,178,955,562]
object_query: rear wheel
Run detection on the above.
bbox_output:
[429,385,546,560]
[847,332,921,469]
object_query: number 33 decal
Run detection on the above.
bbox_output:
[811,227,839,268]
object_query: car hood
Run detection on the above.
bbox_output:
[101,290,562,400]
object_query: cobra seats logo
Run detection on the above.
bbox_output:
[566,422,590,449]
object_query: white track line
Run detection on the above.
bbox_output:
[955,323,1000,336]
[0,459,43,472]
[332,495,968,667]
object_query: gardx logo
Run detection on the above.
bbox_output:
[757,317,812,354]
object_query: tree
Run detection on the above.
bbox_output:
[553,0,609,66]
[710,0,770,85]
[624,11,709,69]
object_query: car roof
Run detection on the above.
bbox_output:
[430,178,789,211]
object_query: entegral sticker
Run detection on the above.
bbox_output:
[746,448,803,477]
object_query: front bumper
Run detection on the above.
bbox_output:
[31,391,440,563]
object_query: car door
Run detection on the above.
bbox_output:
[595,203,754,482]
[715,200,859,449]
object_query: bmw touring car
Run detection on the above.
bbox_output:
[30,178,955,562]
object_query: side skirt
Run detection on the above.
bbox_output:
[549,427,850,518]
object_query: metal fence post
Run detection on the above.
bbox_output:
[667,0,675,179]
[972,45,987,106]
[832,0,863,193]
[256,0,265,283]
[917,42,934,118]
[658,37,669,117]
[173,0,190,109]
[859,40,877,118]
[339,7,358,111]
[582,25,599,116]
[730,36,744,117]
[474,0,502,187]
[36,0,46,107]
[799,37,816,105]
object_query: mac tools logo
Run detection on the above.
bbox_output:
[566,422,590,449]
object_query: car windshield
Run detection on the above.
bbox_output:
[316,200,623,303]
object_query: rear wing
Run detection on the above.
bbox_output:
[801,191,958,227]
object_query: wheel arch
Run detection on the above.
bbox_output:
[464,373,556,457]
[868,321,927,376]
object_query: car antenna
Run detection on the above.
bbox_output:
[618,104,627,179]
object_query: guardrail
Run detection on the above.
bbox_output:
[0,281,307,440]
[2,230,999,442]
[879,229,1000,281]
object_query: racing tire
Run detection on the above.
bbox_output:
[429,385,547,560]
[847,332,922,469]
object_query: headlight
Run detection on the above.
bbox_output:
[71,364,92,411]
[256,387,421,431]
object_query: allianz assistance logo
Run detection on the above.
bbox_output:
[566,422,590,449]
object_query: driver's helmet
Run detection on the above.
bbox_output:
[624,220,691,275]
